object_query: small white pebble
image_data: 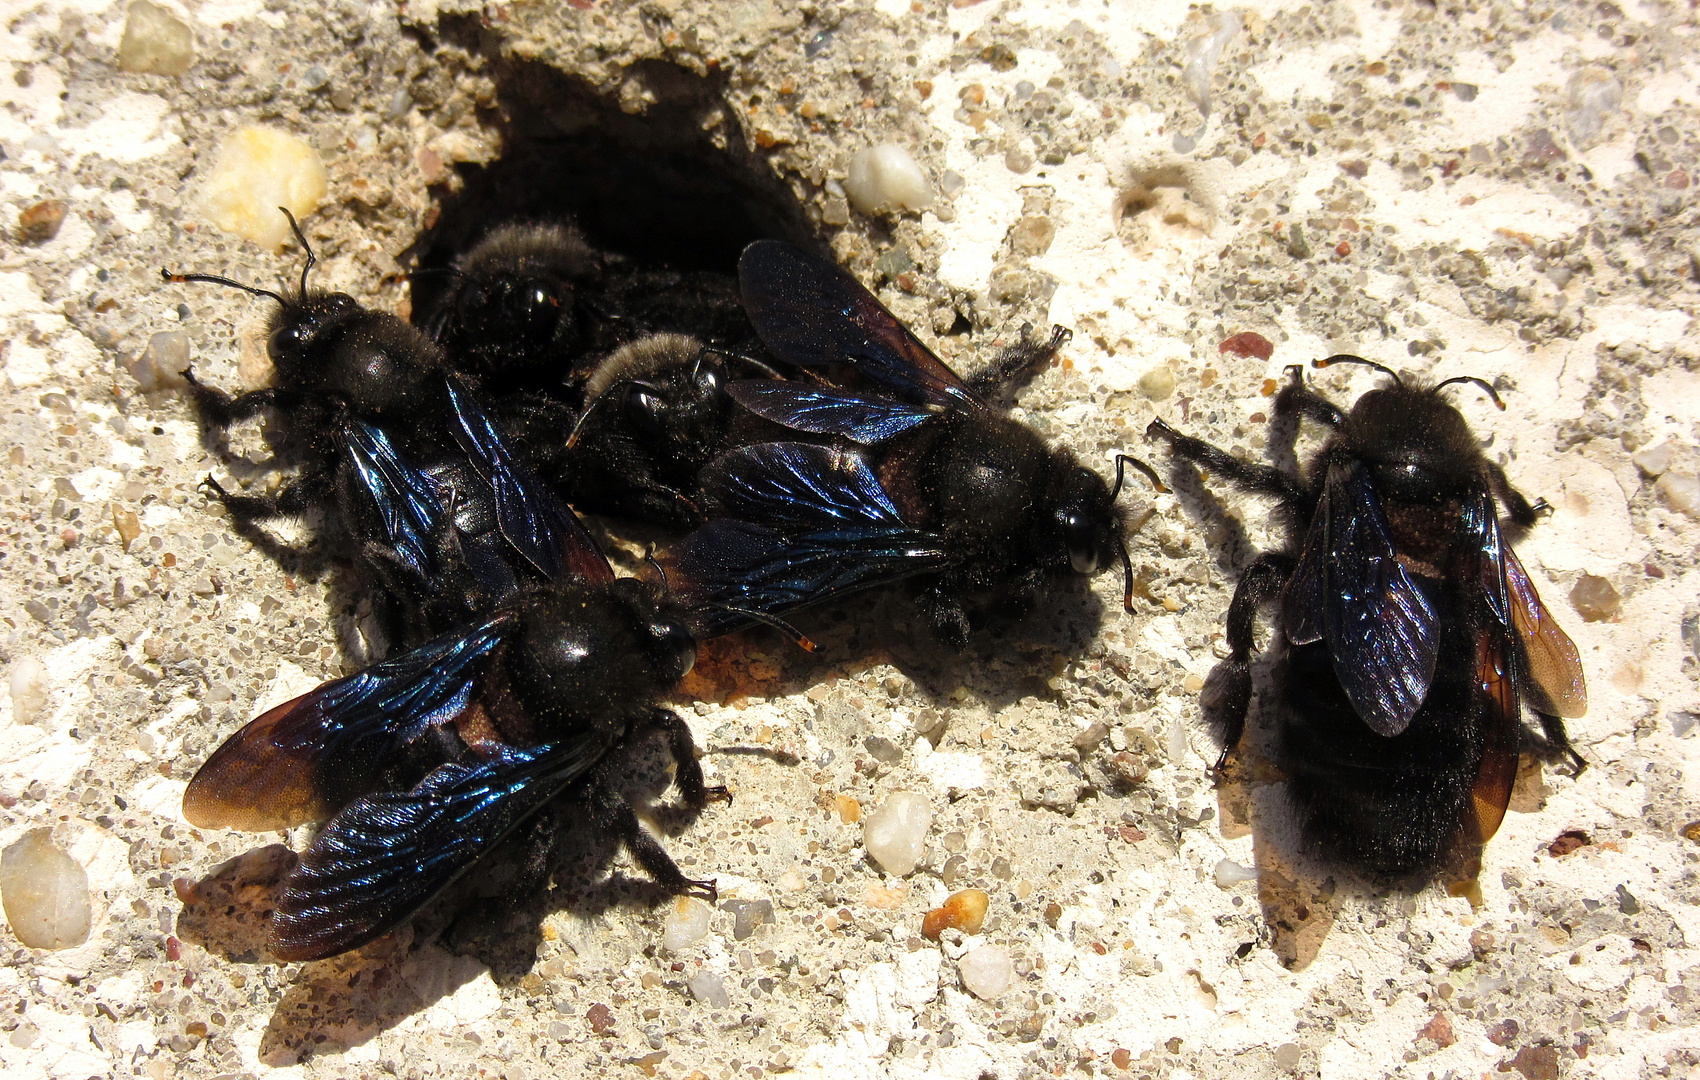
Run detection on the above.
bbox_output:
[1139,366,1177,400]
[1656,472,1700,519]
[1633,441,1672,478]
[959,945,1013,999]
[1213,858,1258,888]
[196,126,328,251]
[117,0,195,76]
[1565,66,1623,146]
[1,830,91,950]
[688,972,730,1008]
[660,896,713,953]
[863,790,932,876]
[1180,11,1242,115]
[8,657,48,726]
[128,330,191,393]
[844,143,933,216]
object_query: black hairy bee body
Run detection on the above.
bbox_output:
[163,212,465,571]
[1149,358,1587,882]
[182,447,725,961]
[664,240,1158,648]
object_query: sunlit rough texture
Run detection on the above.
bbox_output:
[844,143,933,216]
[862,790,931,876]
[117,1,195,76]
[195,126,327,251]
[1,830,91,950]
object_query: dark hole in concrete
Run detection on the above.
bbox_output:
[405,52,817,335]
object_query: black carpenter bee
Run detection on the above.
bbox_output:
[534,332,790,529]
[412,221,604,390]
[337,379,580,642]
[1147,356,1587,882]
[162,210,461,560]
[181,434,727,961]
[662,240,1162,647]
[409,219,757,394]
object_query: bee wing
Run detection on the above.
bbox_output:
[726,380,939,444]
[699,442,908,529]
[1465,494,1587,719]
[340,417,443,580]
[738,240,982,411]
[1462,631,1522,849]
[183,616,512,833]
[1283,462,1441,736]
[665,520,952,638]
[269,738,609,961]
[1502,549,1588,720]
[445,376,613,587]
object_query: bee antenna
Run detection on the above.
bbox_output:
[158,267,289,308]
[564,379,665,450]
[711,603,817,653]
[644,543,672,595]
[1313,354,1403,387]
[277,207,316,299]
[1117,536,1135,613]
[1111,454,1169,499]
[1434,375,1506,410]
[700,345,785,380]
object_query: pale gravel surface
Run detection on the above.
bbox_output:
[0,2,1697,1079]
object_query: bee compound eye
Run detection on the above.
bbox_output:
[650,619,697,680]
[268,322,309,361]
[626,385,666,437]
[694,362,724,399]
[1062,510,1098,575]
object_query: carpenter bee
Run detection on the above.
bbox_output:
[1147,357,1587,882]
[413,221,605,390]
[532,333,790,529]
[337,378,581,641]
[181,437,726,961]
[664,240,1161,647]
[162,210,462,561]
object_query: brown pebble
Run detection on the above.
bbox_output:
[1682,821,1700,843]
[1042,900,1063,928]
[1218,331,1274,361]
[1417,1012,1456,1048]
[1508,1044,1559,1080]
[1569,573,1621,621]
[585,1002,614,1034]
[112,505,141,551]
[18,200,67,244]
[1547,829,1591,858]
[834,794,861,823]
[1110,1048,1132,1070]
[921,888,988,939]
[1486,1019,1519,1046]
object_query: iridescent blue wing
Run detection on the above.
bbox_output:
[182,615,513,832]
[445,376,613,587]
[725,381,938,444]
[269,738,610,961]
[339,418,442,580]
[699,442,908,529]
[665,519,952,638]
[1281,461,1440,737]
[738,240,982,411]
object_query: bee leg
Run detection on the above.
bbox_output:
[204,471,334,572]
[966,324,1071,399]
[645,707,731,811]
[185,377,308,429]
[1484,462,1543,532]
[594,790,718,901]
[1146,418,1308,516]
[1272,369,1347,429]
[1203,552,1295,775]
[913,581,972,650]
[1528,712,1587,777]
